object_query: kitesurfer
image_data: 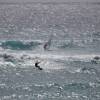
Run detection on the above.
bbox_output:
[35,61,43,70]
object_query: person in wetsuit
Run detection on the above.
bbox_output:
[43,34,53,50]
[35,61,43,70]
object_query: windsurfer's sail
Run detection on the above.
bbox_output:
[43,34,53,50]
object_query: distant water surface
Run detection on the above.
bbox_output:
[0,1,100,100]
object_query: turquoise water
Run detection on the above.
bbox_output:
[0,1,100,100]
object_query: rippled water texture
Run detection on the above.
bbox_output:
[0,1,100,100]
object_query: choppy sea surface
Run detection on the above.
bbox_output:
[0,1,100,100]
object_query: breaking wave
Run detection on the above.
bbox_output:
[0,40,42,50]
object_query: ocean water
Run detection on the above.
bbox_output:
[0,1,100,100]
